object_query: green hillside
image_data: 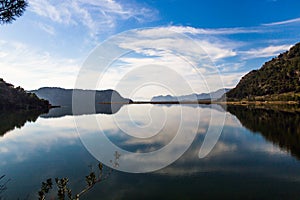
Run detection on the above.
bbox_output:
[227,42,300,101]
[0,78,50,110]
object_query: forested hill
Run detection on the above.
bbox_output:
[0,78,50,110]
[227,42,300,100]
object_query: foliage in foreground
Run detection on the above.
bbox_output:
[0,0,28,24]
[38,152,120,200]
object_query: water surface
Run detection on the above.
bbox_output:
[1,104,300,199]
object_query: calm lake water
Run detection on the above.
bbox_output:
[1,104,300,199]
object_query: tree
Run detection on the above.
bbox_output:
[0,0,28,24]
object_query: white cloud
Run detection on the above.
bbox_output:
[0,40,80,90]
[262,17,300,26]
[217,62,245,73]
[96,52,224,98]
[28,0,157,38]
[135,26,264,37]
[218,72,248,89]
[72,26,244,98]
[241,44,292,59]
[1,24,291,96]
[37,23,56,35]
[197,40,237,60]
[168,26,264,35]
[29,0,72,24]
[119,27,239,62]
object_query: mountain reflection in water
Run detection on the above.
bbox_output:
[227,105,300,159]
[1,104,300,199]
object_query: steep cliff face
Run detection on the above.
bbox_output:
[227,42,300,100]
[0,78,50,110]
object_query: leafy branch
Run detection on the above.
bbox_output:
[38,151,120,200]
[0,0,28,24]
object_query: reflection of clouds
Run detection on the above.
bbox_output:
[0,116,79,166]
[0,105,293,174]
[0,147,9,153]
[114,105,167,138]
[155,134,286,176]
[2,106,300,198]
[208,141,237,157]
[97,105,209,151]
[247,140,284,155]
[153,110,289,176]
[75,104,203,172]
[224,113,243,128]
[37,116,76,129]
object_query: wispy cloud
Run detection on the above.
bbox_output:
[1,20,295,96]
[120,27,240,62]
[91,25,296,97]
[79,27,244,98]
[262,17,300,26]
[28,0,158,38]
[29,0,72,24]
[240,44,292,59]
[37,23,56,35]
[168,26,265,35]
[216,62,246,73]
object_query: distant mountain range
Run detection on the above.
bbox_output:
[227,42,300,100]
[151,88,230,102]
[0,78,50,111]
[31,87,132,106]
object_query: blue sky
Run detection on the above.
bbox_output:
[1,0,300,99]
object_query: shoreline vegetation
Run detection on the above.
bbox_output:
[99,99,299,105]
[0,78,51,111]
[98,100,300,106]
[99,99,300,113]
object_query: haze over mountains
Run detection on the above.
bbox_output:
[151,88,230,102]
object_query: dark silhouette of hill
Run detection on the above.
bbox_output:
[0,78,50,111]
[31,87,131,107]
[30,87,131,118]
[227,42,300,100]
